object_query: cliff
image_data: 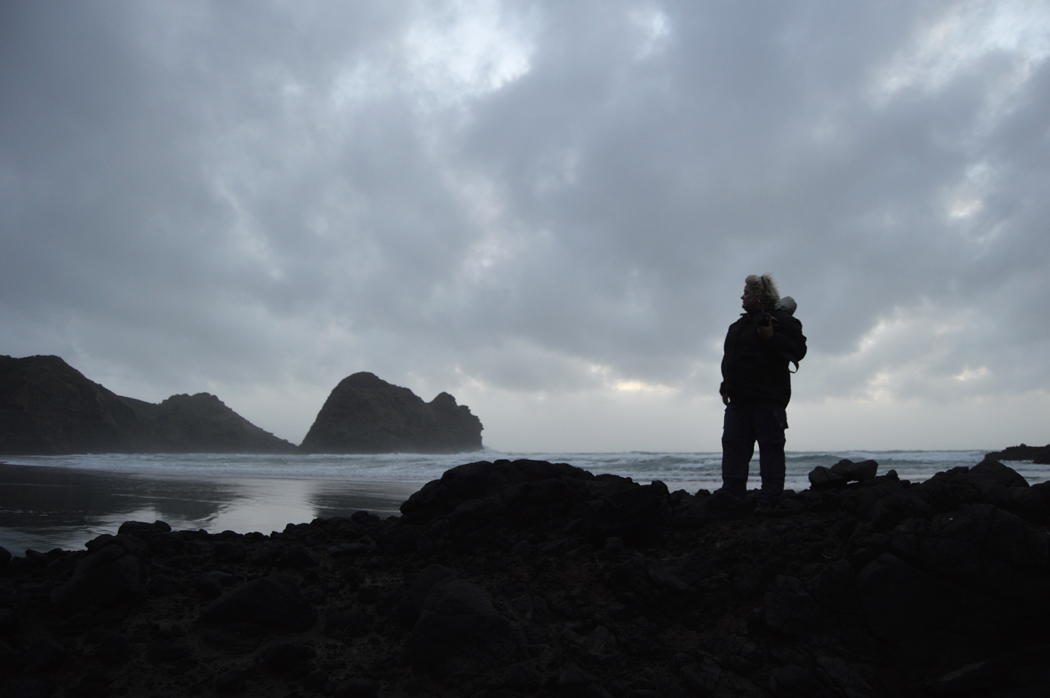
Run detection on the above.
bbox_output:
[300,372,483,454]
[0,355,296,454]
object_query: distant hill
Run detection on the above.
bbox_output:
[0,355,296,455]
[300,371,483,454]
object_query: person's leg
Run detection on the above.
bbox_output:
[720,402,755,499]
[754,402,788,505]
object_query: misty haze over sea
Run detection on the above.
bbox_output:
[3,449,1044,556]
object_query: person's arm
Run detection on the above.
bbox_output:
[767,315,807,362]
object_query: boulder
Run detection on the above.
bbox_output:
[830,459,879,482]
[400,459,591,524]
[808,466,848,489]
[300,372,483,454]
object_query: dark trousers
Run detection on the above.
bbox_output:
[721,400,788,504]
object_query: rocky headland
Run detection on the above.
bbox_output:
[2,455,1050,697]
[300,372,483,454]
[0,356,482,456]
[0,355,296,455]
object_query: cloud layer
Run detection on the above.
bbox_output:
[2,0,1048,451]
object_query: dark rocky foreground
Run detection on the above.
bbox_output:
[2,457,1050,698]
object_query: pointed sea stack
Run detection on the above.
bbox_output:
[299,372,483,454]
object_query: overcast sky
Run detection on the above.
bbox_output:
[2,1,1048,453]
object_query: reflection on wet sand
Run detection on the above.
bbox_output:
[0,462,422,555]
[311,481,421,521]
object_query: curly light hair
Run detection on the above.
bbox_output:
[745,274,780,307]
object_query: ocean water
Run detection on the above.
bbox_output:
[1,449,1043,555]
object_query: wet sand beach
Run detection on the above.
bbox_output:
[0,461,421,555]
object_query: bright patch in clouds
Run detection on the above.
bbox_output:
[615,380,672,394]
[954,366,990,382]
[629,6,672,59]
[404,0,534,106]
[873,0,1050,99]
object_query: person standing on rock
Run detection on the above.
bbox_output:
[718,274,806,507]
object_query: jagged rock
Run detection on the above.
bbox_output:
[0,354,296,454]
[299,372,482,454]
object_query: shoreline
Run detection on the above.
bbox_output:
[2,450,1045,557]
[0,460,422,557]
[2,455,1050,696]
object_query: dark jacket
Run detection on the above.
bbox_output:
[719,308,807,406]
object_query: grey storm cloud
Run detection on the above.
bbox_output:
[2,0,1048,450]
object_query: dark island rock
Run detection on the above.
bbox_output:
[4,454,1050,696]
[300,372,482,454]
[0,355,296,454]
[0,354,150,454]
[124,392,298,454]
[985,442,1050,464]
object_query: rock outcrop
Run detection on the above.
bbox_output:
[0,355,296,454]
[3,456,1050,697]
[300,372,482,454]
[125,392,298,454]
[986,442,1050,464]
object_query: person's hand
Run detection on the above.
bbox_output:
[757,317,773,340]
[722,394,730,406]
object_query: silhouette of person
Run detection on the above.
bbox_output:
[718,274,806,506]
